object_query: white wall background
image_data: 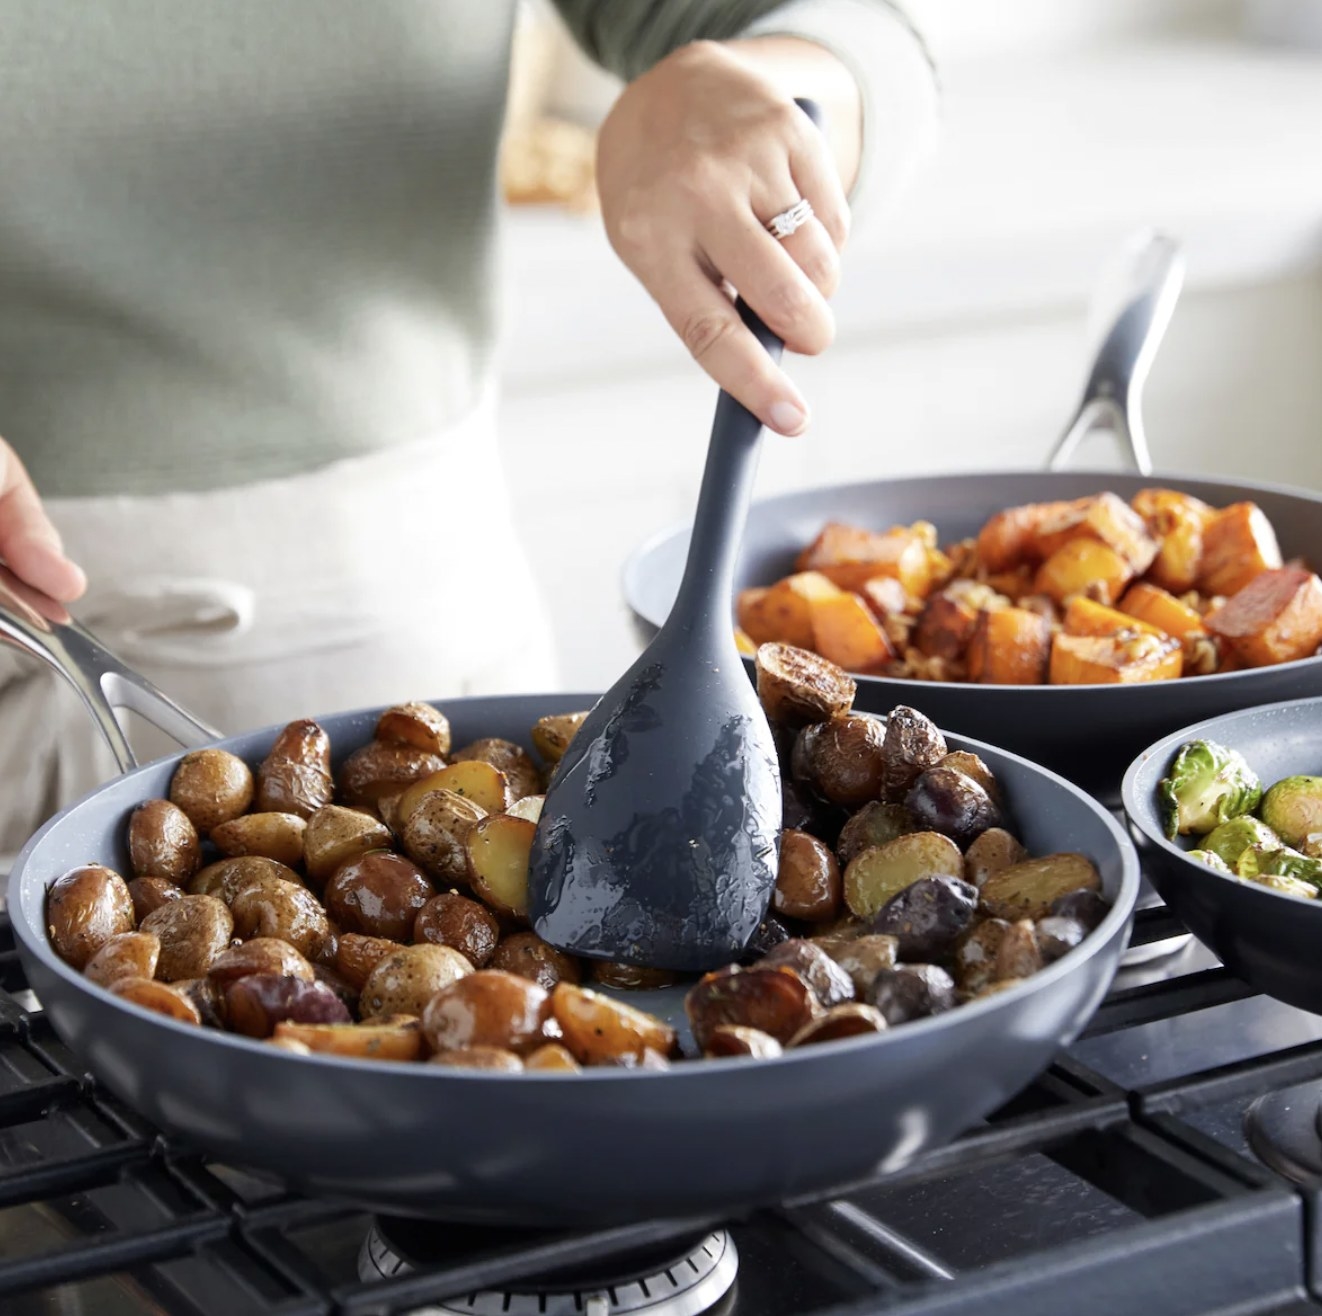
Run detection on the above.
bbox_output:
[496,2,1322,691]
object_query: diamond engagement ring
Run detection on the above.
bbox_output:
[765,197,813,239]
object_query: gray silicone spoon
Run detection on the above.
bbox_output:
[527,105,823,972]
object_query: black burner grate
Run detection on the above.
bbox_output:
[2,906,1321,1316]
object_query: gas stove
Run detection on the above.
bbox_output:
[4,900,1322,1316]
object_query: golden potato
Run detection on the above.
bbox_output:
[127,799,201,883]
[337,740,445,809]
[84,931,161,988]
[422,970,551,1055]
[451,738,541,801]
[466,815,535,918]
[376,702,452,757]
[168,749,254,835]
[255,720,334,818]
[46,865,136,970]
[360,943,473,1019]
[552,983,676,1066]
[400,789,487,883]
[531,712,588,765]
[273,1017,424,1062]
[140,894,234,981]
[980,853,1103,921]
[302,805,392,885]
[210,812,307,869]
[108,977,202,1025]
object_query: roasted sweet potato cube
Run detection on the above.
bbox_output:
[1063,595,1165,639]
[737,572,841,648]
[1132,489,1214,594]
[1131,488,1214,525]
[797,522,934,596]
[1034,540,1133,606]
[975,500,1085,572]
[809,591,895,672]
[858,576,909,620]
[1032,493,1158,574]
[1198,502,1283,598]
[914,592,979,660]
[1118,582,1205,639]
[1205,567,1322,667]
[966,607,1052,685]
[1049,632,1183,684]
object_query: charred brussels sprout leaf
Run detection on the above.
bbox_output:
[1186,849,1232,875]
[1259,776,1322,852]
[1235,843,1322,888]
[1159,740,1262,841]
[1201,815,1280,869]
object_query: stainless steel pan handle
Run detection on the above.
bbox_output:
[0,566,217,772]
[1047,229,1186,475]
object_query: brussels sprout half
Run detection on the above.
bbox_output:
[1159,740,1263,841]
[1186,849,1232,875]
[1260,776,1322,852]
[1201,815,1280,868]
[1236,842,1322,888]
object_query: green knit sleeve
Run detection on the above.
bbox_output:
[549,0,809,81]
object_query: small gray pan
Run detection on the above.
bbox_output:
[1123,696,1322,1015]
[2,569,1139,1225]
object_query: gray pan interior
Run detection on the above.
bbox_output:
[1123,696,1322,1015]
[10,692,1139,1226]
[624,469,1322,801]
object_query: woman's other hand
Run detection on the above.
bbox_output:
[595,38,861,437]
[0,436,86,601]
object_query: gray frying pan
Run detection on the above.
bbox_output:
[2,571,1140,1225]
[623,235,1322,802]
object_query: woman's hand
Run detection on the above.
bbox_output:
[0,436,86,601]
[596,38,860,436]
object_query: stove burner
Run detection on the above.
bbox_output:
[359,1220,738,1316]
[1245,1086,1322,1187]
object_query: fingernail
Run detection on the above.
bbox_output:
[769,400,808,435]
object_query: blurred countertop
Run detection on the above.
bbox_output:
[497,37,1322,393]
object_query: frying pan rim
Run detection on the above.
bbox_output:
[1120,693,1322,912]
[9,693,1141,1084]
[623,465,1322,693]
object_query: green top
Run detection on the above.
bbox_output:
[0,0,930,498]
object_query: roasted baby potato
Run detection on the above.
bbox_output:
[524,1042,583,1071]
[210,811,306,869]
[870,874,979,962]
[228,873,335,963]
[337,740,445,809]
[413,892,501,967]
[140,894,234,981]
[422,970,551,1056]
[303,805,392,885]
[488,932,582,990]
[532,712,589,765]
[46,865,136,971]
[255,720,335,818]
[274,1017,424,1062]
[704,1025,784,1059]
[84,931,161,988]
[994,919,1045,980]
[793,714,887,808]
[206,937,315,988]
[324,851,434,942]
[816,933,899,998]
[836,802,919,868]
[168,749,254,835]
[361,943,473,1019]
[429,1046,524,1072]
[507,794,545,823]
[867,964,956,1026]
[843,831,963,919]
[334,932,400,992]
[759,939,854,1007]
[1036,915,1087,963]
[127,799,201,883]
[952,918,1011,995]
[376,702,452,757]
[108,976,202,1025]
[755,642,856,727]
[963,828,1029,888]
[397,762,513,824]
[979,853,1103,921]
[881,706,948,803]
[773,829,842,923]
[451,738,541,802]
[905,766,1002,848]
[224,974,352,1038]
[553,983,677,1065]
[466,815,535,918]
[400,789,487,883]
[789,1003,888,1047]
[127,876,183,923]
[685,965,821,1049]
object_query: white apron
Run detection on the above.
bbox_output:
[0,402,559,870]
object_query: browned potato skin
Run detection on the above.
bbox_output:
[755,642,855,726]
[531,712,588,765]
[980,854,1102,921]
[324,851,434,942]
[255,720,334,818]
[206,938,315,989]
[488,933,581,990]
[376,702,452,757]
[429,1046,524,1072]
[774,829,842,923]
[963,829,1029,888]
[84,931,161,988]
[335,933,400,992]
[759,939,854,1006]
[836,803,918,868]
[141,894,234,981]
[423,970,551,1055]
[46,865,136,970]
[303,806,392,886]
[190,855,301,905]
[274,1017,424,1061]
[109,976,202,1025]
[338,740,445,809]
[552,983,677,1065]
[1036,915,1087,962]
[685,966,822,1049]
[127,799,201,883]
[361,944,473,1018]
[400,790,487,883]
[818,933,898,998]
[704,1025,783,1059]
[994,920,1044,980]
[225,974,352,1038]
[788,1003,888,1047]
[937,751,1001,803]
[210,812,307,869]
[173,975,226,1028]
[881,706,948,804]
[590,961,680,991]
[229,874,335,963]
[413,893,501,967]
[127,876,183,923]
[953,918,1011,995]
[452,738,541,801]
[793,714,887,808]
[524,1042,582,1072]
[168,749,254,835]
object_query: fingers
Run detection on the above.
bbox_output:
[650,263,810,435]
[0,441,87,602]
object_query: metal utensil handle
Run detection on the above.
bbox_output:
[0,566,217,773]
[1047,230,1185,475]
[670,98,821,627]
